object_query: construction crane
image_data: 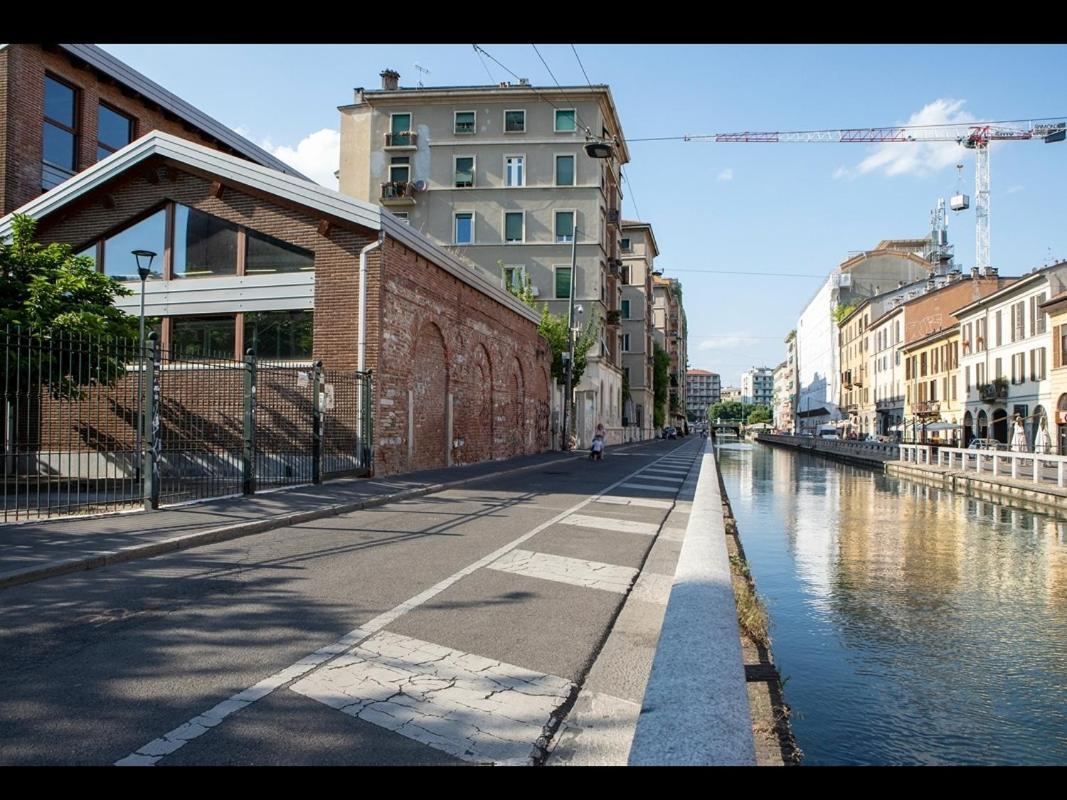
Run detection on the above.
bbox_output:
[687,119,1067,272]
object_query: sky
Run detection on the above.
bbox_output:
[101,44,1067,387]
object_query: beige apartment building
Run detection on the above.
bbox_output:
[838,302,873,436]
[620,221,658,440]
[652,276,687,430]
[902,326,962,444]
[338,70,630,446]
[1041,291,1067,454]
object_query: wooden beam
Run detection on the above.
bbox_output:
[210,180,224,199]
[101,194,115,210]
[318,219,332,237]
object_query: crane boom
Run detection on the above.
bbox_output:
[695,119,1066,270]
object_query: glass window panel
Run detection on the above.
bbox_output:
[44,76,75,127]
[555,109,576,131]
[172,205,239,279]
[505,156,524,187]
[555,267,571,299]
[455,111,475,133]
[391,114,411,134]
[505,110,525,132]
[171,315,236,359]
[98,104,133,153]
[505,213,523,242]
[455,213,473,244]
[555,211,574,243]
[244,310,313,361]
[556,155,575,186]
[246,229,314,275]
[622,300,630,319]
[42,123,75,170]
[103,209,166,281]
[455,156,474,187]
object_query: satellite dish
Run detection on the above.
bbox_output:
[413,179,428,192]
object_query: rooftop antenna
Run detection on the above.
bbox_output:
[413,62,430,89]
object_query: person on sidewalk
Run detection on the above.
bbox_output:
[1010,414,1028,453]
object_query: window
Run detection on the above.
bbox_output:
[621,265,631,285]
[454,156,475,188]
[504,212,524,243]
[554,266,572,299]
[1012,353,1025,384]
[454,212,474,245]
[1031,348,1046,381]
[976,318,986,351]
[1059,324,1067,368]
[555,109,576,132]
[1032,293,1047,335]
[244,310,313,361]
[389,156,410,184]
[97,103,133,161]
[965,366,970,391]
[620,237,632,251]
[1012,301,1025,342]
[995,357,1004,381]
[246,230,314,275]
[171,315,237,359]
[505,155,525,187]
[622,333,631,352]
[503,265,526,292]
[976,363,985,387]
[43,75,78,181]
[996,310,1003,347]
[391,211,410,224]
[172,205,239,279]
[454,111,475,134]
[101,208,167,281]
[389,113,413,146]
[621,299,631,319]
[504,110,525,133]
[555,211,575,243]
[555,154,575,186]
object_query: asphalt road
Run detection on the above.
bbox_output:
[0,437,704,766]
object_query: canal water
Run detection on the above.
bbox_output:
[716,441,1067,765]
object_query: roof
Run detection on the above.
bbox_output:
[951,263,1067,318]
[900,323,960,353]
[620,220,660,259]
[0,131,540,325]
[1039,289,1067,312]
[0,44,308,181]
[687,369,715,376]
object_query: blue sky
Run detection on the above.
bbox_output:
[102,44,1067,386]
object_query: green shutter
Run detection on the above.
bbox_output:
[555,267,571,299]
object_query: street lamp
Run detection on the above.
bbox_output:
[132,249,156,480]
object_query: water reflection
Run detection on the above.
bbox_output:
[716,441,1067,765]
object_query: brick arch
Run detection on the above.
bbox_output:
[456,342,494,463]
[529,363,550,453]
[411,321,448,470]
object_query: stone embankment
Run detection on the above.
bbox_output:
[755,433,898,466]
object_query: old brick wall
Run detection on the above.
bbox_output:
[903,278,1003,345]
[374,237,552,474]
[2,44,267,215]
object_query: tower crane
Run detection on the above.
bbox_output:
[687,119,1066,272]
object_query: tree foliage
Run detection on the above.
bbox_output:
[652,342,670,428]
[831,303,856,325]
[747,405,772,425]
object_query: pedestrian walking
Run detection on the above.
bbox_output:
[1010,414,1028,452]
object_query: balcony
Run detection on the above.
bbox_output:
[607,208,620,226]
[978,382,1008,402]
[380,181,416,206]
[913,400,940,416]
[385,131,417,150]
[606,309,621,326]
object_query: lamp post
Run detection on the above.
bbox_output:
[132,249,156,480]
[561,225,579,451]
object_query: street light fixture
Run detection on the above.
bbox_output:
[132,249,156,481]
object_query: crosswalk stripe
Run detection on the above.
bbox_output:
[487,549,638,593]
[560,513,659,536]
[616,482,677,493]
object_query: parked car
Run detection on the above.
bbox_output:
[967,438,1005,451]
[664,427,678,440]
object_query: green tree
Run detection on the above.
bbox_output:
[746,405,772,425]
[535,306,599,387]
[831,303,856,324]
[708,400,744,421]
[652,342,670,428]
[1,214,139,396]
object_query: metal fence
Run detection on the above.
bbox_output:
[2,326,373,523]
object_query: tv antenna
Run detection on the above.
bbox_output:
[413,63,431,89]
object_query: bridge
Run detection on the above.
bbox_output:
[711,418,744,436]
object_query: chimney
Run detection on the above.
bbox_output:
[353,87,365,104]
[971,267,980,278]
[986,267,998,277]
[380,69,400,91]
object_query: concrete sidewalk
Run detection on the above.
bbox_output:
[1,444,653,590]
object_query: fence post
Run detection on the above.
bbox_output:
[143,332,161,510]
[242,348,257,495]
[312,360,323,484]
[363,371,374,471]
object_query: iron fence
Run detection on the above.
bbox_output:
[2,325,373,523]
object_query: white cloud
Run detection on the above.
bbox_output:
[717,168,734,182]
[698,334,759,351]
[1007,184,1023,194]
[264,129,341,189]
[833,98,977,180]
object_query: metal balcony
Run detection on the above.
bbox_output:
[385,131,417,149]
[380,181,416,206]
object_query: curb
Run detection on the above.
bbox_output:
[0,438,662,590]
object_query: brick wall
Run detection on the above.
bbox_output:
[2,44,261,215]
[903,278,1003,345]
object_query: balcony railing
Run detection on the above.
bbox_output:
[385,131,417,148]
[913,400,940,415]
[380,181,415,205]
[978,383,1008,402]
[607,208,620,225]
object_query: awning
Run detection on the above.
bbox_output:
[924,421,957,432]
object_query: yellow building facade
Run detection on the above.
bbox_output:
[1042,291,1067,454]
[902,325,962,444]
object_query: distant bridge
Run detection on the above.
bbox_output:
[711,418,744,435]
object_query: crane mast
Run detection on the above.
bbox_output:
[694,120,1066,272]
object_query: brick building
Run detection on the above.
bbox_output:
[0,43,304,216]
[0,132,552,476]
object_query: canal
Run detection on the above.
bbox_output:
[717,441,1067,765]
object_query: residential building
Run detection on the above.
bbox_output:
[1,132,553,476]
[869,307,905,437]
[741,367,774,408]
[721,386,742,403]
[620,221,659,440]
[652,276,687,430]
[901,326,962,444]
[337,71,630,446]
[774,331,798,432]
[1040,290,1067,453]
[956,262,1067,448]
[0,43,304,215]
[838,303,872,436]
[686,369,721,420]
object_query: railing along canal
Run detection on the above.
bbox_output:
[899,444,1067,488]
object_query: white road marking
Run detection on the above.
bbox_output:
[616,482,678,493]
[632,474,684,484]
[488,549,638,594]
[560,513,659,536]
[290,631,571,765]
[642,467,688,475]
[117,444,697,766]
[594,496,674,510]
